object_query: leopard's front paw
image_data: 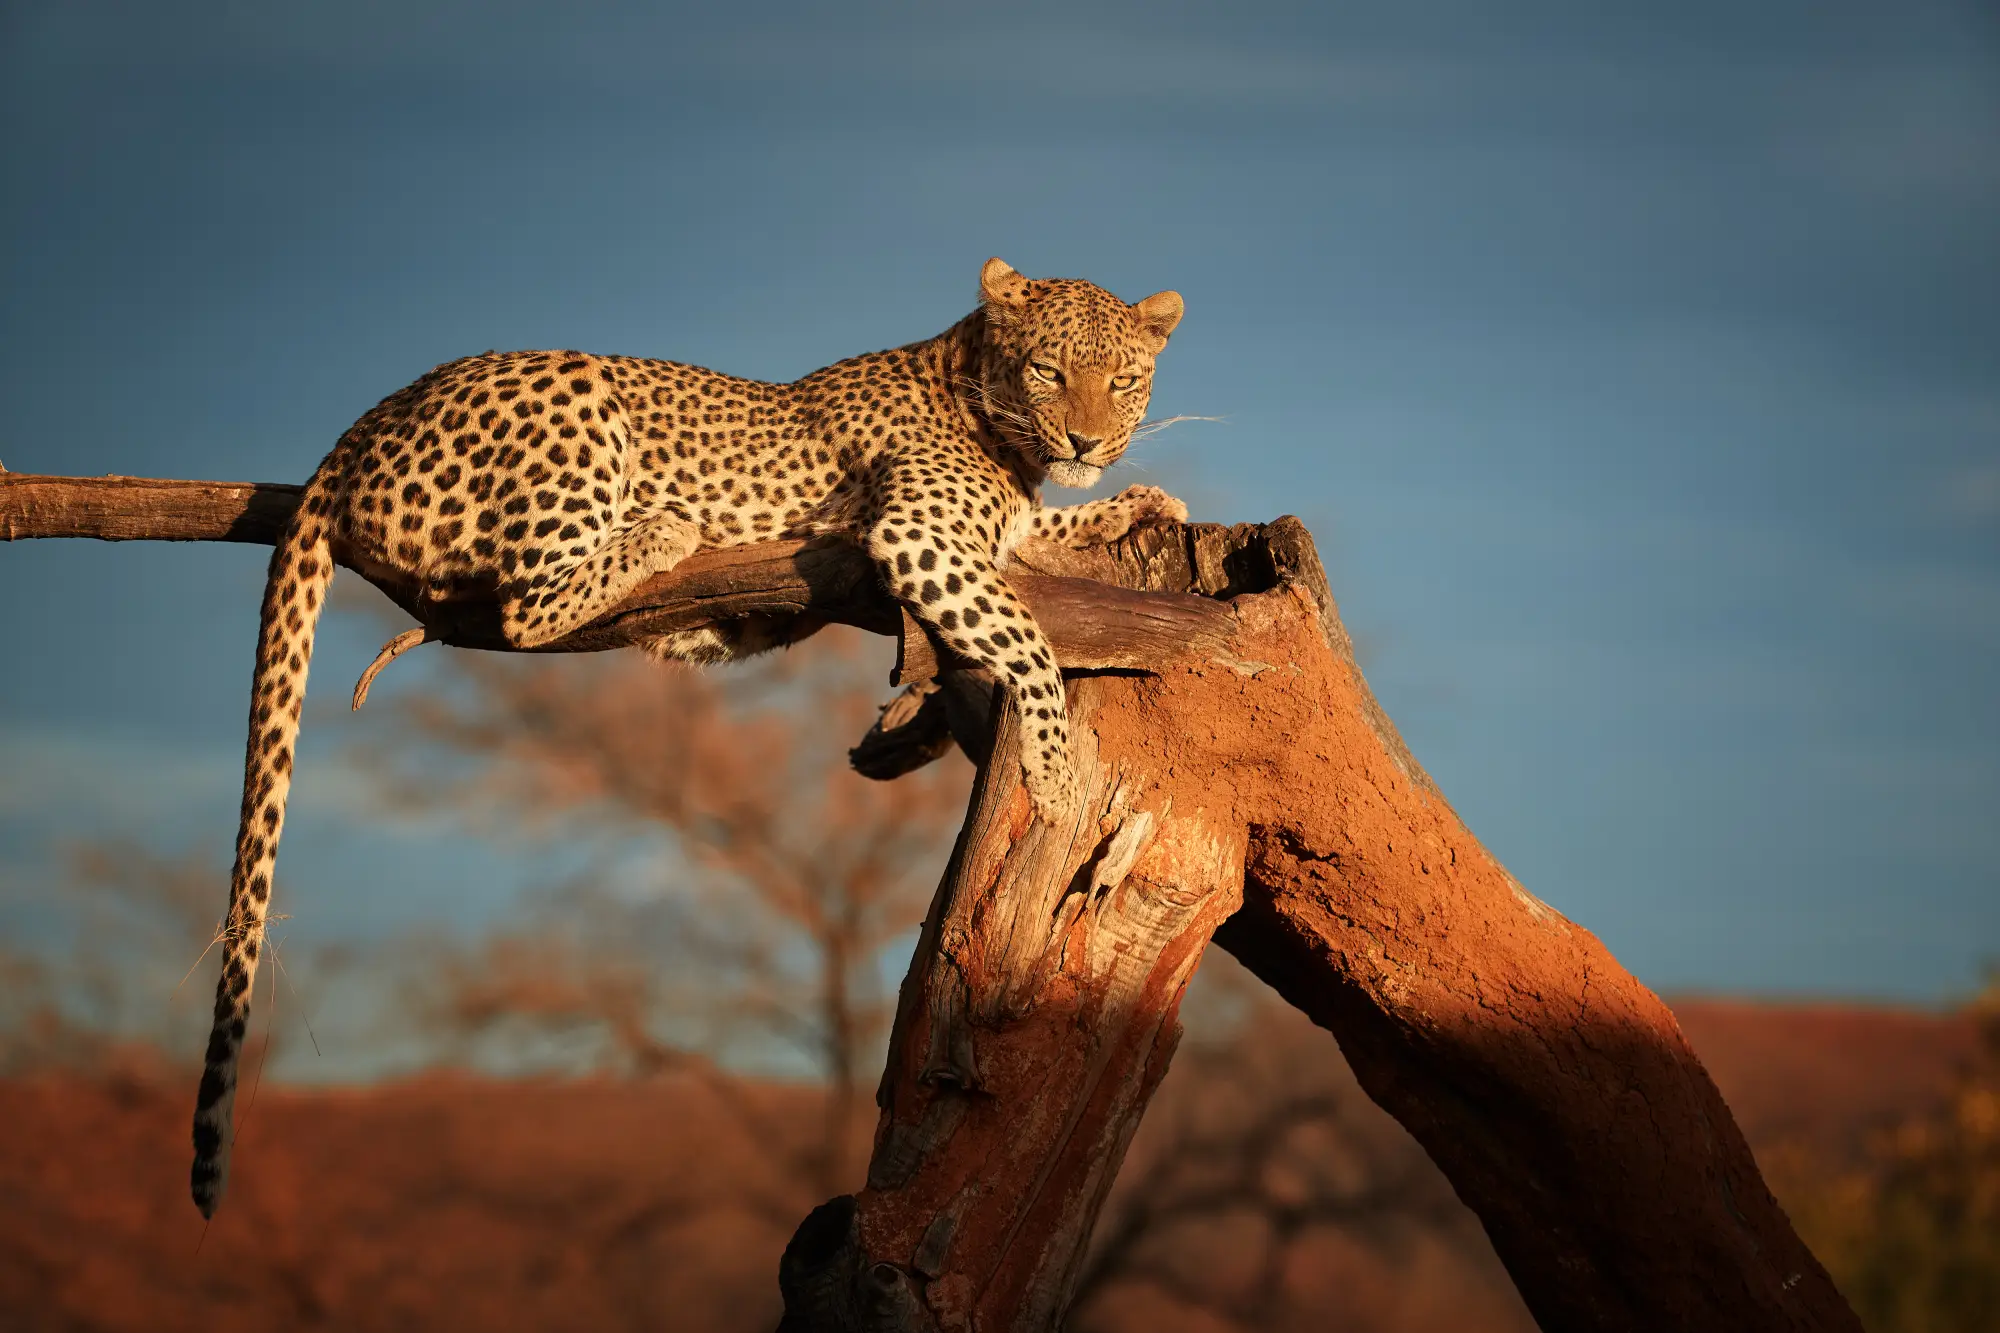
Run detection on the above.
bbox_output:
[1115,484,1190,528]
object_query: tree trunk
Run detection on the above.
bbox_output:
[779,673,1245,1331]
[781,521,1862,1332]
[1178,522,1852,1332]
[1,474,1862,1331]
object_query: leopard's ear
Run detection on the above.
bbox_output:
[980,257,1031,310]
[1133,289,1184,351]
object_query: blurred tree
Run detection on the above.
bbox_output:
[1774,975,2000,1333]
[363,626,971,1192]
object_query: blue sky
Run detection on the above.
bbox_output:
[3,0,1996,1016]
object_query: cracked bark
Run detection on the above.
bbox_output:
[3,473,1860,1332]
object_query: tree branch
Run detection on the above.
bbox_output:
[0,473,1231,675]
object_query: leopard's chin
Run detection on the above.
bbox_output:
[1045,460,1103,489]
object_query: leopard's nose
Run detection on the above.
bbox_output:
[1066,432,1102,457]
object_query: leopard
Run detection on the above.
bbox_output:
[187,258,1188,1217]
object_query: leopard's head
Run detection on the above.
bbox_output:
[973,258,1183,489]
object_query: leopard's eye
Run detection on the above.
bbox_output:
[1110,374,1139,391]
[1030,361,1063,384]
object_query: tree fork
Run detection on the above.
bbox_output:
[1,472,1861,1331]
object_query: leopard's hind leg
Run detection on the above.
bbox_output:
[500,509,704,648]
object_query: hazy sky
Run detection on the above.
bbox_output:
[3,1,1996,1011]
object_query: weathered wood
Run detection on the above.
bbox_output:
[784,679,1245,1331]
[1120,523,1859,1331]
[849,682,956,783]
[0,474,1233,677]
[1065,518,1854,1329]
[784,519,1860,1332]
[0,472,303,546]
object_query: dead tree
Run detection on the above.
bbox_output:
[3,471,1862,1332]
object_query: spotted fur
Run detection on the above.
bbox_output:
[189,258,1186,1216]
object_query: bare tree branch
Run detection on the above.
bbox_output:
[0,473,1231,677]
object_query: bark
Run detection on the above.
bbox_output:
[2,472,1862,1332]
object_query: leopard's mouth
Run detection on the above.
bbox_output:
[1045,459,1103,489]
[1033,422,1121,487]
[987,403,1117,488]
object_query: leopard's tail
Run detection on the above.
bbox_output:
[190,483,336,1217]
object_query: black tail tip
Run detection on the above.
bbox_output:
[190,1165,224,1219]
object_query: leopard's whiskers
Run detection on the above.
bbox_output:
[1131,414,1222,442]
